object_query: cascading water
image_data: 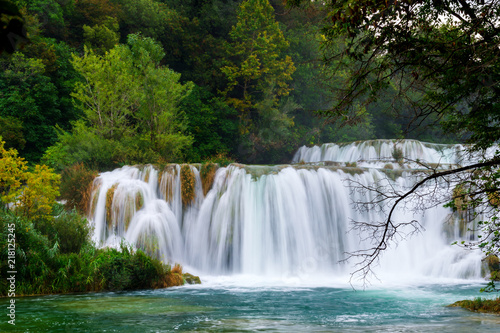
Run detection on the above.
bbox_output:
[88,140,488,284]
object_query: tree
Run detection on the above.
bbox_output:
[83,16,120,54]
[288,0,499,147]
[287,0,500,284]
[52,34,192,168]
[126,34,193,158]
[0,139,60,219]
[0,52,62,162]
[222,0,296,134]
[71,45,139,141]
[0,138,27,209]
[181,85,239,162]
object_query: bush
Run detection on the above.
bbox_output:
[53,209,93,253]
[41,121,127,172]
[392,147,404,162]
[60,163,98,214]
[180,164,195,206]
[450,297,500,314]
[0,209,187,296]
[200,162,218,196]
[203,152,235,167]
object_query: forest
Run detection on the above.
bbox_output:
[0,0,458,170]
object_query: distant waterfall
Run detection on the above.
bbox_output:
[292,139,469,167]
[88,140,486,281]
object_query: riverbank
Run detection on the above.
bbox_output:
[449,297,500,314]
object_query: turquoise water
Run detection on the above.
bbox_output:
[3,279,499,332]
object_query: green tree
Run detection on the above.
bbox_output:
[0,52,62,162]
[71,46,139,141]
[126,34,193,159]
[0,0,28,54]
[49,34,193,169]
[222,0,296,134]
[83,16,120,54]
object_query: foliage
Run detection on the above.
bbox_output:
[59,162,98,214]
[41,121,126,172]
[285,0,500,287]
[449,297,500,314]
[0,115,26,150]
[392,148,404,163]
[0,0,27,54]
[0,52,62,161]
[181,85,239,162]
[288,0,499,147]
[0,138,27,208]
[180,164,195,206]
[83,16,120,54]
[222,0,296,134]
[0,207,191,296]
[47,34,193,169]
[14,164,60,219]
[203,152,236,168]
[71,46,139,141]
[126,34,193,157]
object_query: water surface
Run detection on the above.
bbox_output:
[4,278,499,332]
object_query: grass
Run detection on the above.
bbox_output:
[180,164,196,206]
[449,297,500,314]
[200,162,218,196]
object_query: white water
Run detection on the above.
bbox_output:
[88,140,488,286]
[291,139,492,171]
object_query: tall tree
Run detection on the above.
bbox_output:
[222,0,296,134]
[0,52,61,161]
[71,45,139,141]
[52,34,192,169]
[126,34,193,157]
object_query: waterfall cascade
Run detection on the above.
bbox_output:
[88,139,488,283]
[291,139,490,170]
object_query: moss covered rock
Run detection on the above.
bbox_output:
[183,273,201,284]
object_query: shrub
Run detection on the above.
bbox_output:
[52,209,92,254]
[392,147,404,162]
[180,164,195,206]
[0,208,189,296]
[200,162,218,196]
[450,297,500,314]
[60,163,98,214]
[204,152,235,167]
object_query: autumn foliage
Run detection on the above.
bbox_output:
[0,138,60,219]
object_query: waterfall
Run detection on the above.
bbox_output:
[88,140,487,282]
[292,139,476,169]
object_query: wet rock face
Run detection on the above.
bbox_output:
[486,255,500,280]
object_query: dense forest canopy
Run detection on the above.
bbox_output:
[0,0,460,168]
